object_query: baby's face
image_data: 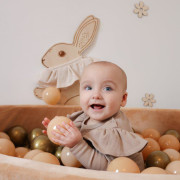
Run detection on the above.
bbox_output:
[80,63,127,122]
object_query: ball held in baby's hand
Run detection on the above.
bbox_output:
[47,116,72,145]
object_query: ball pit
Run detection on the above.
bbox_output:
[0,105,180,180]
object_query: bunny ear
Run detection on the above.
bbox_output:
[73,15,99,54]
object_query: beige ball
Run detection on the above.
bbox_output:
[0,132,10,140]
[32,152,60,165]
[165,160,180,174]
[42,87,61,105]
[141,128,161,141]
[142,138,160,160]
[61,147,82,167]
[158,135,179,151]
[47,116,72,145]
[15,147,30,158]
[141,167,167,174]
[0,138,15,156]
[107,157,140,173]
[163,149,180,161]
[24,149,43,159]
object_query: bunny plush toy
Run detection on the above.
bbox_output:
[34,15,99,105]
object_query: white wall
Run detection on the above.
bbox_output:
[0,0,180,109]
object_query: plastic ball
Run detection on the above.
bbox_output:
[142,138,160,160]
[164,129,180,141]
[32,152,60,165]
[158,135,179,151]
[24,149,43,159]
[42,87,61,105]
[6,125,28,147]
[141,167,167,174]
[107,157,140,173]
[15,147,29,158]
[54,146,63,163]
[0,132,10,140]
[141,128,160,141]
[61,147,82,167]
[163,149,180,161]
[31,135,56,153]
[47,116,72,145]
[0,138,15,156]
[165,160,180,174]
[146,151,170,169]
[28,128,43,142]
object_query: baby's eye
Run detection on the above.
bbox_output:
[85,86,92,90]
[104,87,112,91]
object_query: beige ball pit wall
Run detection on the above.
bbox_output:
[0,105,180,180]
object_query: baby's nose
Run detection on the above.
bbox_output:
[92,91,102,99]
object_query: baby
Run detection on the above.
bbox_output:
[42,61,147,171]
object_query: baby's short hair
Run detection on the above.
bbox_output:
[82,61,127,91]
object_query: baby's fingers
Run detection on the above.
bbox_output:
[62,122,74,133]
[42,129,47,135]
[42,117,50,128]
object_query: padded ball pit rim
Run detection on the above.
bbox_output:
[0,154,180,180]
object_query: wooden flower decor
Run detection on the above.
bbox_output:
[133,1,149,18]
[142,93,156,107]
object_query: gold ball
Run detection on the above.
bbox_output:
[54,146,64,163]
[146,151,170,169]
[61,147,82,167]
[6,125,28,147]
[28,128,43,142]
[42,87,61,105]
[31,135,56,153]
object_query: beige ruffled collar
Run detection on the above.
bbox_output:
[69,110,147,157]
[37,56,95,88]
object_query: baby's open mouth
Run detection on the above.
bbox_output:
[90,104,105,109]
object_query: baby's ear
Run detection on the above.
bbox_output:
[121,92,128,107]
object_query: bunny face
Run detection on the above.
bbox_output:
[41,16,99,68]
[42,43,80,68]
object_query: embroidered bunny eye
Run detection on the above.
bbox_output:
[59,51,66,57]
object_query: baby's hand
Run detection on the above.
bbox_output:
[42,117,50,134]
[52,121,82,148]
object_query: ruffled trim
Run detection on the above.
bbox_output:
[69,110,147,157]
[83,127,147,157]
[37,56,95,88]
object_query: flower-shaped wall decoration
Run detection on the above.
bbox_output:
[133,1,149,18]
[142,93,156,107]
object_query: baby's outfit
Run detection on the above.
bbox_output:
[68,110,147,171]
